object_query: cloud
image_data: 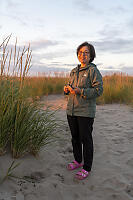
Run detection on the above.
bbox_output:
[31,56,76,71]
[112,5,128,13]
[1,1,45,29]
[3,13,45,29]
[39,50,72,60]
[30,63,73,76]
[99,65,133,76]
[4,0,20,9]
[73,0,129,16]
[120,66,133,74]
[127,16,133,34]
[10,14,28,26]
[31,44,74,63]
[1,12,28,26]
[2,40,68,72]
[31,49,75,74]
[1,1,34,27]
[4,38,60,55]
[91,38,133,54]
[96,62,103,66]
[73,0,93,12]
[106,66,115,69]
[98,24,122,40]
[29,63,133,76]
[31,40,60,51]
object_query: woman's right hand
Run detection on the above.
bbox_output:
[64,86,69,94]
[66,85,75,94]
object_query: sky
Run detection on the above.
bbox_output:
[0,0,133,75]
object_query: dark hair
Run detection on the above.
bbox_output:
[76,42,96,63]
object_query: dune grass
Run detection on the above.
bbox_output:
[0,35,60,158]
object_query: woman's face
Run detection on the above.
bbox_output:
[78,46,90,65]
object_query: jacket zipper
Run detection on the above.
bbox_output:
[72,67,80,116]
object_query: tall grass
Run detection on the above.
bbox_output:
[0,35,59,158]
[24,75,69,99]
[97,73,133,105]
[23,72,133,105]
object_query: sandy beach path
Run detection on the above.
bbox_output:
[0,94,133,200]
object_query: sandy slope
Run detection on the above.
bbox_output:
[0,94,133,200]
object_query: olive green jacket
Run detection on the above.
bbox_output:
[66,63,103,118]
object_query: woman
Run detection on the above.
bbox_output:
[64,42,103,180]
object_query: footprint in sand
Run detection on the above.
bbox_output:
[58,146,73,154]
[54,173,64,183]
[112,138,125,145]
[17,172,45,192]
[23,171,46,183]
[126,158,133,167]
[125,182,133,197]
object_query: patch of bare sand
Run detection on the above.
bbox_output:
[0,94,133,200]
[40,94,67,111]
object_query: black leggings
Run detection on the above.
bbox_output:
[67,115,94,172]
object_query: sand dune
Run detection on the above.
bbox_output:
[0,95,133,200]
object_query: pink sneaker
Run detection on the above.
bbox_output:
[67,160,83,170]
[75,169,90,180]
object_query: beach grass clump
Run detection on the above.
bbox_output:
[10,99,58,158]
[28,107,58,156]
[0,77,19,155]
[0,35,59,158]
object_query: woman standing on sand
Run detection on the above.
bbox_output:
[64,42,103,180]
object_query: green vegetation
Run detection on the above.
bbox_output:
[0,161,21,183]
[0,35,59,158]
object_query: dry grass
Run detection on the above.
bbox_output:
[23,75,69,100]
[23,72,133,105]
[97,73,133,105]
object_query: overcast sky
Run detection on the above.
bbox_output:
[1,0,133,75]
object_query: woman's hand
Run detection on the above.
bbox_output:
[64,85,81,95]
[64,86,69,94]
[64,85,75,94]
[65,85,75,94]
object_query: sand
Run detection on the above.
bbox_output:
[0,94,133,200]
